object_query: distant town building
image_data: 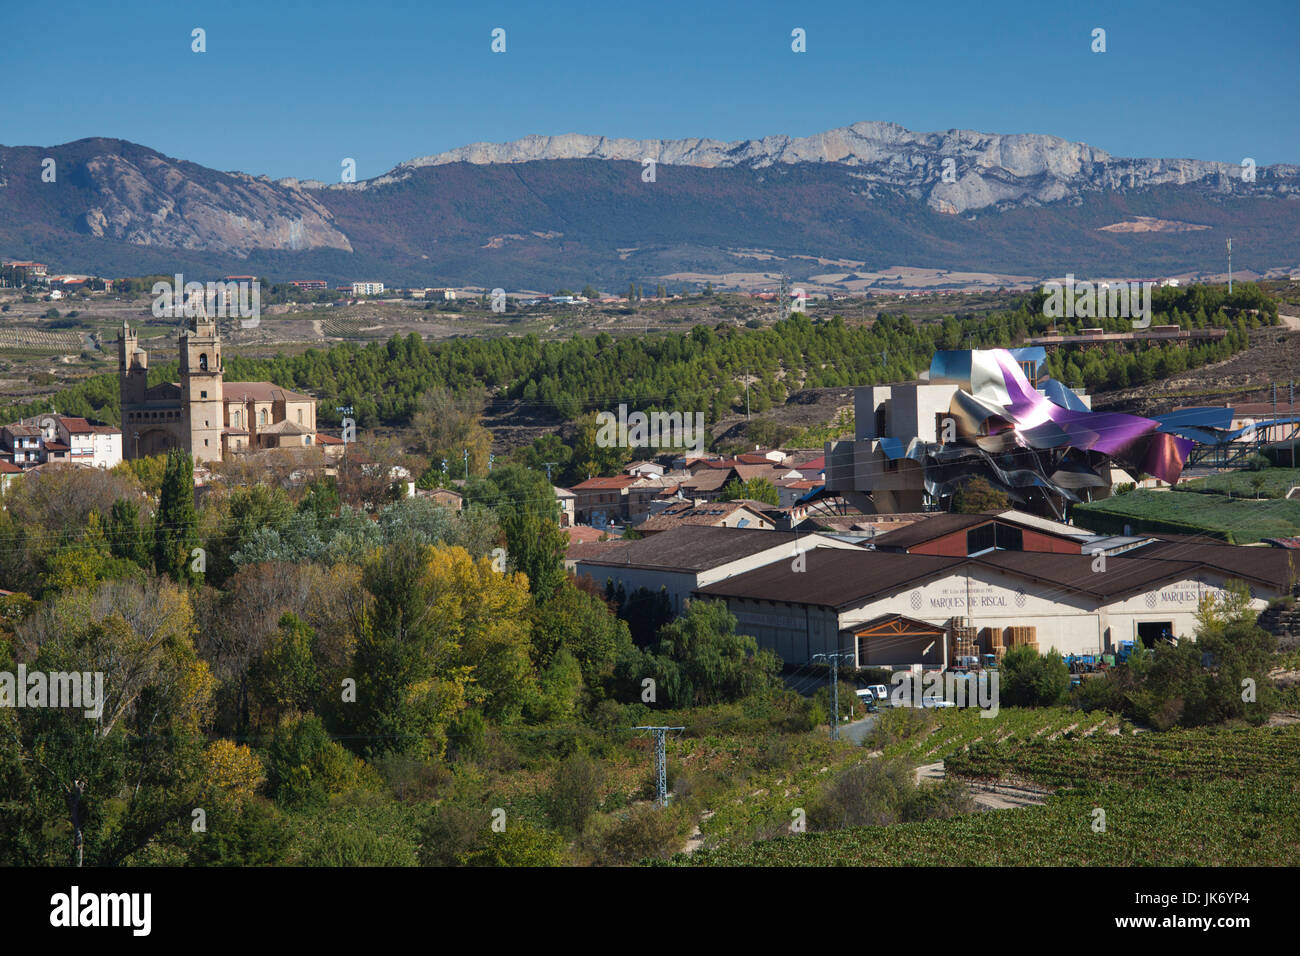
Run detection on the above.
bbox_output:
[351,281,385,296]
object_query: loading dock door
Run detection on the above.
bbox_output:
[1137,620,1173,648]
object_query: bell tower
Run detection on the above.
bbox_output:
[118,321,148,407]
[180,304,224,463]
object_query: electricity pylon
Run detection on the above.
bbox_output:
[634,726,684,806]
[812,652,854,740]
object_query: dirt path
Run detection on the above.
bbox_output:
[680,810,715,855]
[915,760,1051,810]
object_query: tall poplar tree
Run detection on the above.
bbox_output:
[153,449,200,584]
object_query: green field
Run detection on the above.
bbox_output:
[1073,489,1300,543]
[945,726,1300,787]
[1181,467,1300,499]
[873,706,1120,763]
[670,778,1300,865]
[674,725,1300,866]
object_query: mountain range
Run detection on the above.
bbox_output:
[2,122,1297,290]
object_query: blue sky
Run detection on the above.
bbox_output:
[6,0,1297,181]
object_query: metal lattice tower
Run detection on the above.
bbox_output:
[812,652,854,741]
[634,726,684,806]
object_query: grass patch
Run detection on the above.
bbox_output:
[1181,467,1300,499]
[1075,490,1300,543]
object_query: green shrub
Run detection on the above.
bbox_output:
[594,804,683,864]
[1001,645,1070,707]
[265,716,377,810]
[548,752,604,836]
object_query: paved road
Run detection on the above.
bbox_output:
[836,714,878,745]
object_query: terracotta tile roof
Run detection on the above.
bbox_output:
[222,382,316,404]
[637,500,770,532]
[257,419,312,436]
[57,416,93,433]
[565,525,614,545]
[570,475,638,491]
[677,469,733,492]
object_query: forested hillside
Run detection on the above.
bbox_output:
[7,284,1275,433]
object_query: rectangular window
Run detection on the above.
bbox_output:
[966,523,995,556]
[995,523,1023,552]
[201,391,207,398]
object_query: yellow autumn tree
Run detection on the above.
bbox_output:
[423,545,538,722]
[202,739,265,804]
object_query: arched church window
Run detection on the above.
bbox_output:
[199,353,208,371]
[259,409,268,426]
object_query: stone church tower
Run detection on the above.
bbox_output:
[179,313,224,463]
[119,304,317,464]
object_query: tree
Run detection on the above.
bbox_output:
[720,476,780,506]
[2,578,216,866]
[206,485,294,584]
[548,751,604,836]
[265,716,374,809]
[412,386,493,478]
[952,477,1011,514]
[533,581,633,687]
[248,613,320,730]
[465,464,566,602]
[637,600,782,707]
[107,498,151,568]
[154,449,200,583]
[1000,644,1070,707]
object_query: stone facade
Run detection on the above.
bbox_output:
[119,317,316,463]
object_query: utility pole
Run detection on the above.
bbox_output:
[634,726,684,807]
[1227,238,1233,294]
[812,651,853,741]
[745,369,751,421]
[463,448,469,480]
[543,461,558,483]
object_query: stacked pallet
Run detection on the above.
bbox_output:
[949,618,978,659]
[1003,625,1038,652]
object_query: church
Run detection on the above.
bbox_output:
[119,313,318,463]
